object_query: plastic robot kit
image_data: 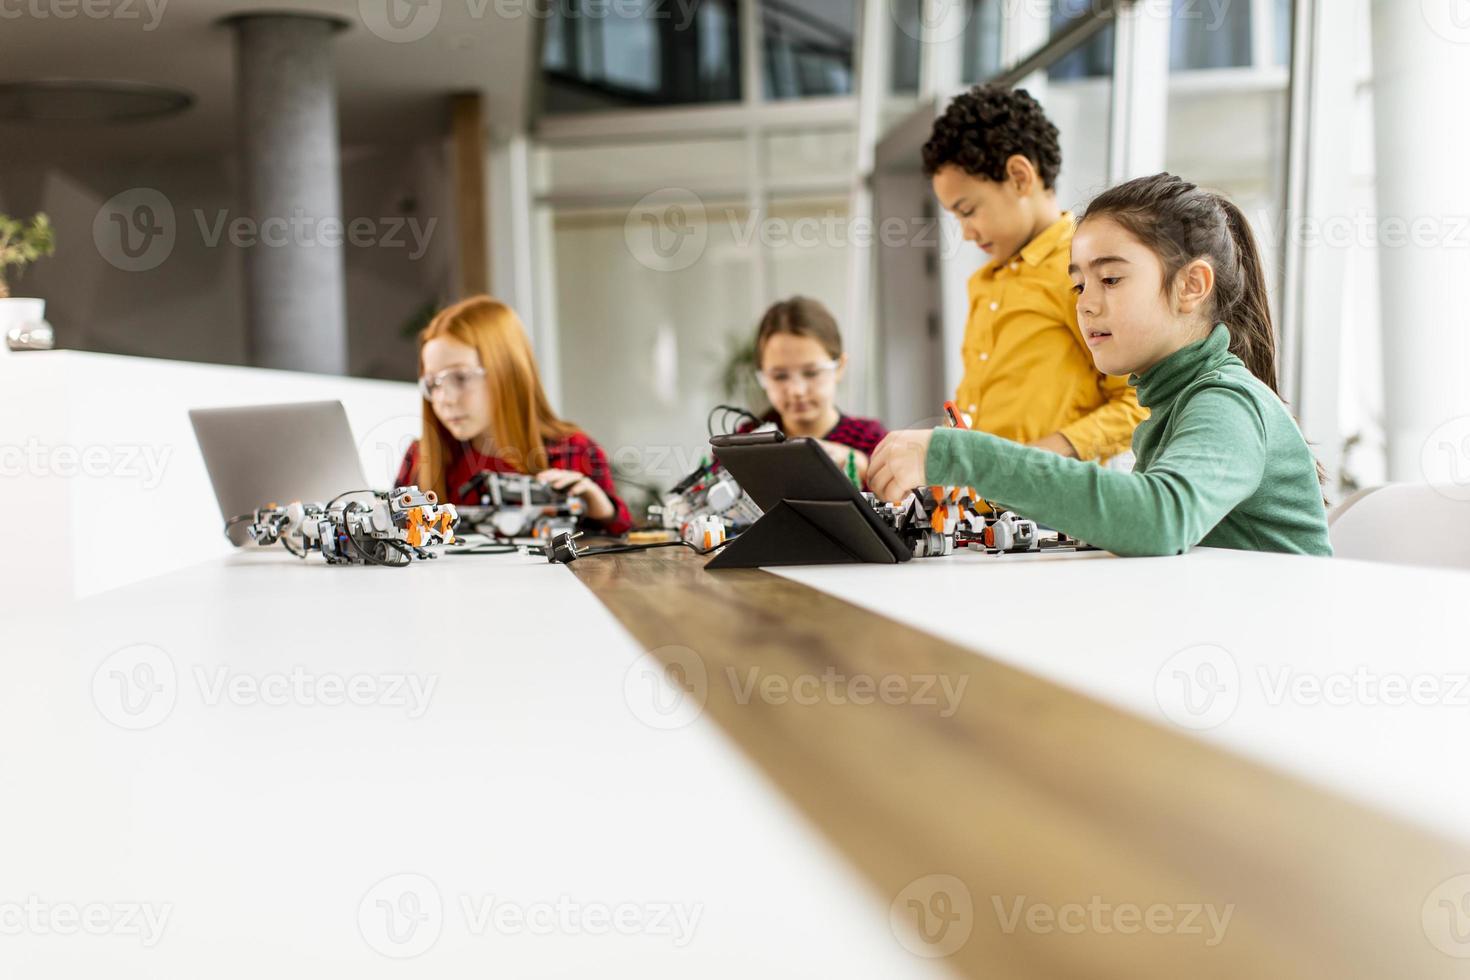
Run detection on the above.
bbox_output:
[866,401,1094,560]
[241,486,458,566]
[648,456,762,549]
[455,471,586,542]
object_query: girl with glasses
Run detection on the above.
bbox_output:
[738,297,887,487]
[395,295,632,534]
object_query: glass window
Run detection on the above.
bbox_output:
[1169,0,1252,70]
[1274,0,1293,66]
[893,0,1004,93]
[540,0,741,113]
[764,0,856,99]
[1048,1,1114,81]
[1165,2,1294,335]
[889,0,922,94]
[962,0,1004,83]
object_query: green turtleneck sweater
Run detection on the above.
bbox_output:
[926,324,1332,557]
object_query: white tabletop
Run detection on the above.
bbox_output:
[771,547,1470,846]
[0,550,950,979]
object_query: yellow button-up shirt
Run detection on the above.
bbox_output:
[955,212,1146,461]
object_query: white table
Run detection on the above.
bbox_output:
[772,546,1470,846]
[0,550,951,979]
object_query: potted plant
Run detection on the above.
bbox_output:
[0,212,56,350]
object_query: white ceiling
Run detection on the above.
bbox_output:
[0,0,537,162]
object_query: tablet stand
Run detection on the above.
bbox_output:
[705,499,901,569]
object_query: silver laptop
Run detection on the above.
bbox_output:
[189,400,369,546]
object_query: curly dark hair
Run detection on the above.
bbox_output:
[921,84,1062,190]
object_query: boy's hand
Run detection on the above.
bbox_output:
[868,430,934,504]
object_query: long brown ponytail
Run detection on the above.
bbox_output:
[1080,172,1280,395]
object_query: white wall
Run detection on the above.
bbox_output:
[1,348,421,606]
[0,138,456,382]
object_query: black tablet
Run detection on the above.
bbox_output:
[710,433,912,565]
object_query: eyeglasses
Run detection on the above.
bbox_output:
[755,360,839,391]
[418,366,486,400]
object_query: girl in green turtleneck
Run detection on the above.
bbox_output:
[868,172,1332,558]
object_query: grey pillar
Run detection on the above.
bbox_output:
[230,14,348,374]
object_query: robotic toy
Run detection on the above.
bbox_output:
[242,486,457,566]
[456,471,586,542]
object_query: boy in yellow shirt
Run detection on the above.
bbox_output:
[924,84,1145,459]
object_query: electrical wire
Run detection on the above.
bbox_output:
[707,404,761,437]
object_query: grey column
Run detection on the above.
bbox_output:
[230,14,348,374]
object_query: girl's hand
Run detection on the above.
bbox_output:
[868,430,934,504]
[816,439,870,483]
[536,468,615,521]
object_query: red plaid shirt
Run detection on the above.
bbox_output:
[396,432,633,536]
[737,410,889,457]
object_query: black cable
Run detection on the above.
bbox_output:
[555,538,730,559]
[707,404,761,437]
[340,500,411,568]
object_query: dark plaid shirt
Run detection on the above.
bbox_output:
[737,410,889,457]
[396,432,633,535]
